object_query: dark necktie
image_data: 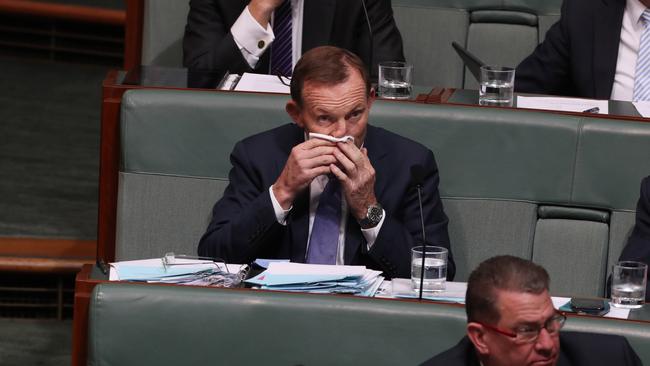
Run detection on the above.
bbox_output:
[306,178,341,264]
[271,0,293,76]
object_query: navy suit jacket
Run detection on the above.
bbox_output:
[515,0,626,99]
[182,0,405,79]
[619,176,650,300]
[198,123,454,279]
[420,332,642,366]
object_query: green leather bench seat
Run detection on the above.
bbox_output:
[117,89,650,298]
[87,282,650,366]
[141,0,562,88]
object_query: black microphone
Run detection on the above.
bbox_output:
[410,165,428,300]
[360,0,374,79]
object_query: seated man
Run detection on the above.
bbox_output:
[182,0,404,79]
[516,0,650,101]
[618,175,650,300]
[198,46,454,279]
[422,256,641,366]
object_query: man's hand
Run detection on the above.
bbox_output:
[249,0,286,28]
[330,142,378,220]
[273,139,337,209]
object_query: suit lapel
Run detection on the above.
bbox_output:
[289,190,310,262]
[593,0,626,98]
[343,126,388,264]
[302,0,335,52]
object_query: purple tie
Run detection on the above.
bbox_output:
[271,0,293,76]
[306,178,341,264]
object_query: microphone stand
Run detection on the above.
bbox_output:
[416,182,427,301]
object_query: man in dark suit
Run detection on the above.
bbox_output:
[182,0,404,79]
[516,0,649,100]
[198,46,453,279]
[421,256,642,366]
[618,175,650,300]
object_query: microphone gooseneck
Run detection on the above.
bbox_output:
[411,165,427,300]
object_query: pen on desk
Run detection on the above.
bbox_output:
[582,107,600,113]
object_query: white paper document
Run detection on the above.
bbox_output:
[633,101,650,117]
[517,96,609,114]
[245,262,384,297]
[234,72,290,94]
[109,258,244,282]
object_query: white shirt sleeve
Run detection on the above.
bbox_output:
[231,6,275,69]
[269,185,291,225]
[360,209,386,251]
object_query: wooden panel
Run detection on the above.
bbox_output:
[0,0,125,25]
[124,0,144,70]
[0,237,95,273]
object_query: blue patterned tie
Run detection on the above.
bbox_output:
[306,178,341,265]
[634,10,650,101]
[271,0,293,76]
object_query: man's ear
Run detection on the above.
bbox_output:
[467,322,490,356]
[367,88,376,110]
[286,100,304,127]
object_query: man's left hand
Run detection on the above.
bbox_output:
[330,142,377,220]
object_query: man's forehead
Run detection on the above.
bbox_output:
[495,289,553,320]
[302,79,368,110]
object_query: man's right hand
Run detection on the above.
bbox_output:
[272,138,337,209]
[249,0,286,28]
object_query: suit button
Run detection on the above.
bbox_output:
[258,40,265,49]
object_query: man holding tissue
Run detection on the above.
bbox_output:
[198,46,453,279]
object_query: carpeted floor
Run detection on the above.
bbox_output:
[0,318,72,366]
[0,56,109,239]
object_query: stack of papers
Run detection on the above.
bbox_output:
[517,96,609,114]
[245,262,384,297]
[109,258,247,287]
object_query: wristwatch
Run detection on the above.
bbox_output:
[359,203,383,229]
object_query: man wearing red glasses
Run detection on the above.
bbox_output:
[421,256,641,366]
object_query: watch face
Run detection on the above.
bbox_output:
[367,205,383,223]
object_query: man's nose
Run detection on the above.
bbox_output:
[331,119,347,137]
[534,328,556,355]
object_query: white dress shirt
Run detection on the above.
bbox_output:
[611,0,648,101]
[268,174,385,265]
[230,0,304,71]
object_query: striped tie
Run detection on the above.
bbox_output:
[306,178,341,265]
[634,9,650,101]
[271,0,293,76]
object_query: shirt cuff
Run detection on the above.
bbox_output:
[361,209,386,251]
[269,185,291,225]
[231,6,275,68]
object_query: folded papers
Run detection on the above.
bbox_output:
[109,258,247,287]
[245,262,384,297]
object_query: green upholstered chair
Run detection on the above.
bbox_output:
[117,89,650,297]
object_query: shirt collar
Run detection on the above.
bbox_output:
[628,0,648,25]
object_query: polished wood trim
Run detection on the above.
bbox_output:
[0,0,125,25]
[0,237,95,273]
[0,237,95,258]
[123,0,145,70]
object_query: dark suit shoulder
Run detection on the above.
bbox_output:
[560,331,642,366]
[420,337,480,366]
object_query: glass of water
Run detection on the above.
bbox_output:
[378,61,413,100]
[479,65,515,107]
[411,246,448,292]
[611,261,647,309]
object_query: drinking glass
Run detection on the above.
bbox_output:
[378,61,413,100]
[479,65,515,107]
[611,261,647,309]
[411,246,448,292]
